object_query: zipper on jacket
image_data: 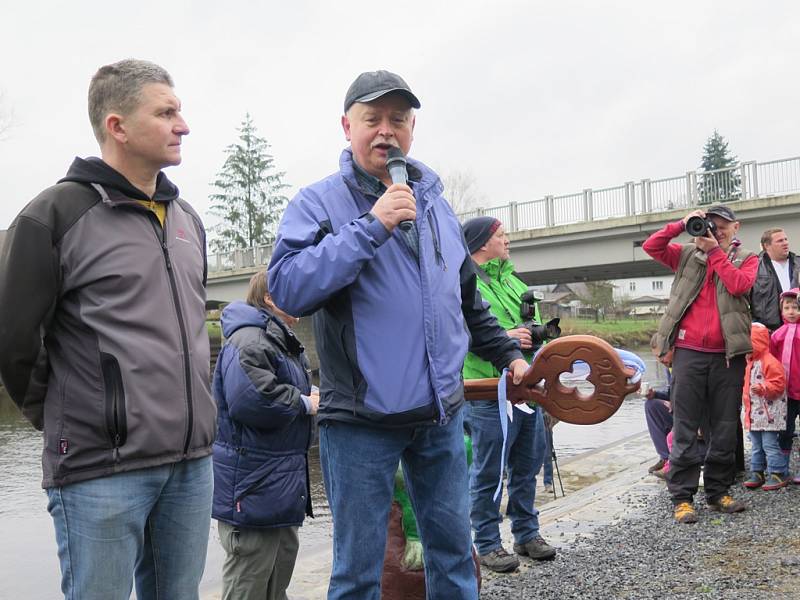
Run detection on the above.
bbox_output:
[101,352,128,463]
[426,211,447,271]
[148,217,195,456]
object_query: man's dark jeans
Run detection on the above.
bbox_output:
[667,348,745,504]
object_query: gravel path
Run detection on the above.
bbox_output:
[481,452,800,600]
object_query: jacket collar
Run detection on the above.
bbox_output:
[339,148,443,202]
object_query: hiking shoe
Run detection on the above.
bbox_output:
[543,483,555,495]
[673,502,698,524]
[708,495,746,513]
[478,547,519,573]
[652,466,668,480]
[743,471,765,489]
[513,536,557,560]
[762,473,790,491]
[648,458,666,473]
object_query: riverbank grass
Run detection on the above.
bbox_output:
[558,318,659,347]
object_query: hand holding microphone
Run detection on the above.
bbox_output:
[370,147,416,232]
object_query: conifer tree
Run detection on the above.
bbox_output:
[698,130,740,204]
[209,114,289,251]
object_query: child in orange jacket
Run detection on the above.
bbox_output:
[743,323,788,490]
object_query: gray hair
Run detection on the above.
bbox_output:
[88,59,174,143]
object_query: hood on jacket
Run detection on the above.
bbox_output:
[221,301,271,338]
[58,156,180,203]
[750,323,770,358]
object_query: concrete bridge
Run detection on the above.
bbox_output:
[206,154,800,293]
[206,191,800,295]
[508,192,800,285]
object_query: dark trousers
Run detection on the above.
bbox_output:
[667,348,745,504]
[778,398,800,456]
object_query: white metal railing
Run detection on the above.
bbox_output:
[208,244,273,273]
[455,155,800,231]
[207,155,800,273]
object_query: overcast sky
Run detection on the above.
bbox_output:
[1,1,798,236]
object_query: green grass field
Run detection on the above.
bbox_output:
[558,318,659,348]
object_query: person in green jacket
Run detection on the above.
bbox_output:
[461,216,556,573]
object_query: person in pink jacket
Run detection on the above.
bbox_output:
[769,288,800,483]
[742,324,788,490]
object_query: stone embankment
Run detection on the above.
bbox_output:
[482,435,800,599]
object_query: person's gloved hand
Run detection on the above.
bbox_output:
[402,539,424,570]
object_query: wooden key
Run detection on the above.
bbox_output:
[463,335,640,425]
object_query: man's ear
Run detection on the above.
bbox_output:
[341,114,351,142]
[105,113,127,144]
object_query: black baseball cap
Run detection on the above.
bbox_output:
[344,70,421,113]
[706,205,736,221]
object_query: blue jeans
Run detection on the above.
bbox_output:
[46,456,213,600]
[319,411,476,600]
[465,401,546,555]
[750,430,785,475]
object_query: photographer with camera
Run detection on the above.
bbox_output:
[644,205,757,524]
[461,216,557,572]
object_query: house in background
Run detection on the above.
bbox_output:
[611,275,673,303]
[627,294,668,318]
[531,276,674,320]
[535,282,605,320]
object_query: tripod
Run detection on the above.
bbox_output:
[544,419,565,499]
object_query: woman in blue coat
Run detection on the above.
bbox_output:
[212,270,319,600]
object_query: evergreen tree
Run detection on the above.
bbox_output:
[698,130,740,204]
[209,114,289,252]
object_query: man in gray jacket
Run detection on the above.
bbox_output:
[0,59,215,600]
[751,227,797,331]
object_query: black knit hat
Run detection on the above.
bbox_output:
[462,216,501,255]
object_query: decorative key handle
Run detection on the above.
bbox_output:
[464,335,640,425]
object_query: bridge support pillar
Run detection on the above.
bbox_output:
[545,195,555,228]
[583,189,593,222]
[640,179,652,213]
[624,182,635,216]
[686,171,698,206]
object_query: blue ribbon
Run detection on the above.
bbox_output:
[493,368,510,503]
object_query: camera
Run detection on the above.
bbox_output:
[518,290,562,351]
[685,215,717,238]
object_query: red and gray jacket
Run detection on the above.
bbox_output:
[0,157,216,488]
[645,220,757,358]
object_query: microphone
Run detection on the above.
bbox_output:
[386,147,414,232]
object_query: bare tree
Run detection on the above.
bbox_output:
[440,169,486,216]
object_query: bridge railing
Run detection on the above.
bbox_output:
[207,155,800,273]
[457,155,800,231]
[208,244,273,273]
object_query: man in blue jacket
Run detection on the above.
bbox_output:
[268,70,528,600]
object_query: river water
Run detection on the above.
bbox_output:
[0,344,666,599]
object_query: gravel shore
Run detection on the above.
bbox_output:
[481,451,800,600]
